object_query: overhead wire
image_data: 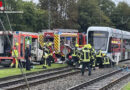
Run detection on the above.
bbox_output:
[0,0,30,90]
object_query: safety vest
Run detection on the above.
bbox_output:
[96,51,102,57]
[72,48,79,57]
[103,57,110,65]
[12,50,18,57]
[43,48,50,58]
[82,49,90,62]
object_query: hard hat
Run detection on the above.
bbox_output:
[15,42,19,46]
[75,44,79,47]
[84,45,88,48]
[88,44,92,49]
[49,42,52,46]
[103,53,105,56]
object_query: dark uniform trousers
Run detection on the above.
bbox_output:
[25,47,31,70]
[81,62,91,76]
[26,57,31,70]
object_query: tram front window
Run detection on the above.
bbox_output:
[88,31,109,51]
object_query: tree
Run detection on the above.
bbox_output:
[0,0,48,32]
[111,2,130,30]
[78,0,112,32]
[39,0,79,29]
[97,0,116,17]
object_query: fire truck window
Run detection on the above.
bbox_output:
[66,37,71,46]
[20,36,24,57]
[72,37,76,48]
[60,37,65,46]
[44,37,54,42]
[3,35,12,56]
[111,44,119,48]
[79,35,83,45]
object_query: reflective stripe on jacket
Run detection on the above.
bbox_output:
[81,49,90,62]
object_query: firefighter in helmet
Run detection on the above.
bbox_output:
[88,44,96,70]
[80,44,92,76]
[96,50,103,68]
[72,44,80,67]
[103,53,110,68]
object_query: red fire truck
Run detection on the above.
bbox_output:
[0,31,42,67]
[39,29,86,62]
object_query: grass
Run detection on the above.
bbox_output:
[122,82,130,90]
[0,63,67,78]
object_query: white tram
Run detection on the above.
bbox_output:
[87,26,130,63]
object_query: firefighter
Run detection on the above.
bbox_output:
[103,54,110,68]
[10,43,19,68]
[91,48,96,70]
[72,44,80,67]
[80,44,92,76]
[25,44,31,71]
[47,42,53,66]
[96,50,103,68]
[42,42,52,68]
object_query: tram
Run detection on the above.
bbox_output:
[87,26,130,63]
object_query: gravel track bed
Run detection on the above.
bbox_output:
[22,67,118,90]
[110,71,130,90]
[0,67,71,84]
[81,70,129,90]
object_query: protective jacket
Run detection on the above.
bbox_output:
[81,48,91,62]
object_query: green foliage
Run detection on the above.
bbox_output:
[0,0,48,32]
[39,0,79,29]
[0,0,130,32]
[78,0,112,32]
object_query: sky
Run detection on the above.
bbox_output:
[23,0,130,5]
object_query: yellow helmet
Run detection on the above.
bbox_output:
[75,44,79,47]
[49,42,52,46]
[88,44,92,49]
[15,42,19,46]
[102,54,105,56]
[84,44,88,48]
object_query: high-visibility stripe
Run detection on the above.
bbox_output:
[54,35,60,52]
[39,34,44,48]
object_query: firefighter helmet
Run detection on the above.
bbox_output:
[75,44,79,47]
[88,44,92,49]
[49,42,52,46]
[84,44,88,48]
[15,42,19,46]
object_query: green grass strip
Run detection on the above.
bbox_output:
[0,63,67,78]
[122,82,130,90]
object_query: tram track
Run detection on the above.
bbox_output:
[68,67,130,90]
[0,67,80,90]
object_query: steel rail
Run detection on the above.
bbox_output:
[67,69,122,90]
[99,71,130,90]
[1,68,80,90]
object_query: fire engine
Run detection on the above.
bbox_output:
[0,31,42,67]
[39,29,86,62]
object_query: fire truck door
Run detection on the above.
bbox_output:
[25,36,32,50]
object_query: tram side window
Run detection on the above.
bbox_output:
[79,35,83,45]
